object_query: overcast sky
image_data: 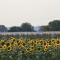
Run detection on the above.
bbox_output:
[0,0,60,27]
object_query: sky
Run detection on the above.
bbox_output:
[0,0,60,27]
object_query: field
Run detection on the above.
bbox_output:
[0,32,60,60]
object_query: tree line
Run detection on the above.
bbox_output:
[0,22,34,32]
[40,20,60,31]
[0,20,60,32]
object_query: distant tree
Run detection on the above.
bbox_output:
[8,26,22,32]
[48,20,60,31]
[39,26,49,31]
[39,20,60,31]
[21,22,34,32]
[0,25,8,32]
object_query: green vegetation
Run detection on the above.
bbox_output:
[0,34,60,60]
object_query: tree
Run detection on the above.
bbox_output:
[0,25,8,32]
[8,26,22,32]
[21,22,34,32]
[39,26,49,31]
[48,20,60,31]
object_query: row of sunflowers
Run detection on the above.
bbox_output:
[0,37,60,53]
[0,37,60,60]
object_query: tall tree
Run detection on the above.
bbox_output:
[21,22,34,32]
[0,25,8,32]
[8,26,22,32]
[48,20,60,31]
[39,26,49,31]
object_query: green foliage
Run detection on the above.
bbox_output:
[40,26,49,31]
[48,20,60,31]
[0,25,8,32]
[40,20,60,31]
[8,22,34,32]
[8,26,22,32]
[0,35,60,60]
[21,22,34,32]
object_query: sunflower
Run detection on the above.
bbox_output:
[5,42,12,47]
[0,45,3,50]
[13,41,18,47]
[51,39,56,46]
[28,40,35,47]
[35,46,42,52]
[2,45,7,50]
[4,42,12,51]
[55,40,60,46]
[35,39,40,44]
[0,41,5,46]
[0,40,5,46]
[10,37,16,42]
[25,47,33,53]
[44,44,49,52]
[30,46,34,51]
[6,46,12,52]
[39,40,44,45]
[17,40,26,48]
[47,40,52,46]
[43,41,47,46]
[35,39,43,45]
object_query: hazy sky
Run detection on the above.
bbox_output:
[0,0,60,27]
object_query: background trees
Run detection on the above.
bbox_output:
[0,20,60,32]
[0,25,8,32]
[21,22,34,32]
[39,26,49,31]
[48,20,60,31]
[39,20,60,31]
[8,22,34,32]
[8,26,22,32]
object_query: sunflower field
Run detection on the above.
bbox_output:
[0,34,60,60]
